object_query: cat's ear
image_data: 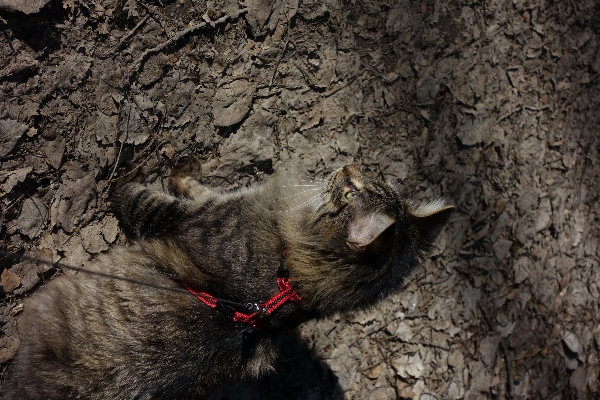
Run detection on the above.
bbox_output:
[408,200,455,251]
[347,212,396,250]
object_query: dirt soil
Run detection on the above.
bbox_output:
[1,0,600,399]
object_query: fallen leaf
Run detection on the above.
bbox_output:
[101,215,119,244]
[0,119,28,158]
[44,136,66,169]
[0,166,33,196]
[0,335,20,363]
[212,80,256,127]
[1,268,21,292]
[563,331,581,354]
[15,196,46,239]
[51,174,97,233]
[81,222,110,254]
[0,0,50,14]
[367,364,382,379]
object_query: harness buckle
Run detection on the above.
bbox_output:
[257,306,267,318]
[246,302,268,317]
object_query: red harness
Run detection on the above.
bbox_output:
[181,277,302,331]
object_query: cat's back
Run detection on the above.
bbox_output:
[3,246,202,399]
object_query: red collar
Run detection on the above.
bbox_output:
[181,276,302,331]
[180,248,302,331]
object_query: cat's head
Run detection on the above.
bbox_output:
[283,164,454,312]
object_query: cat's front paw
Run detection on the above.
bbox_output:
[112,162,147,191]
[169,157,208,198]
[170,157,203,180]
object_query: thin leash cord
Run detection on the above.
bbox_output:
[0,251,252,307]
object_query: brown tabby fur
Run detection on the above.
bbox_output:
[2,162,453,399]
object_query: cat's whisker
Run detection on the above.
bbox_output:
[297,200,326,232]
[283,192,324,213]
[298,178,326,182]
[284,199,319,213]
[280,185,321,189]
[297,177,328,185]
[276,187,323,202]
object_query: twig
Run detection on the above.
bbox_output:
[574,124,592,210]
[134,0,166,31]
[512,338,562,361]
[29,194,48,239]
[107,102,132,184]
[497,105,522,123]
[293,61,322,90]
[383,312,429,326]
[217,75,255,88]
[323,72,361,98]
[523,104,551,112]
[16,105,24,121]
[4,194,26,212]
[270,39,290,87]
[499,340,516,400]
[478,302,515,400]
[98,15,150,59]
[551,72,600,119]
[61,231,76,246]
[204,174,235,184]
[385,338,449,351]
[420,272,454,286]
[132,8,248,78]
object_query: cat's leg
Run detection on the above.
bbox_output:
[168,158,213,201]
[111,158,214,238]
[111,182,184,238]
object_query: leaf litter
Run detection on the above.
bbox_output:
[1,0,600,398]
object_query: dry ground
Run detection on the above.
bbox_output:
[1,0,600,399]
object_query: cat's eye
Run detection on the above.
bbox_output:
[345,191,358,200]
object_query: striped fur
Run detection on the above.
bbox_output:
[3,162,453,399]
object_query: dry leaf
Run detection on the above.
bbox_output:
[0,166,33,196]
[44,136,66,169]
[1,269,21,292]
[0,0,50,14]
[212,80,256,127]
[0,119,28,157]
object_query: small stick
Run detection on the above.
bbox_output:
[107,102,132,184]
[323,72,361,98]
[270,39,290,87]
[132,9,248,77]
[478,302,515,400]
[204,174,235,184]
[4,194,25,212]
[523,104,551,112]
[512,338,562,361]
[497,106,522,123]
[98,15,150,59]
[551,72,600,120]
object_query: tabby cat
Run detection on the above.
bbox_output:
[2,161,453,399]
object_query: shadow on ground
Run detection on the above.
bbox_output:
[207,330,344,400]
